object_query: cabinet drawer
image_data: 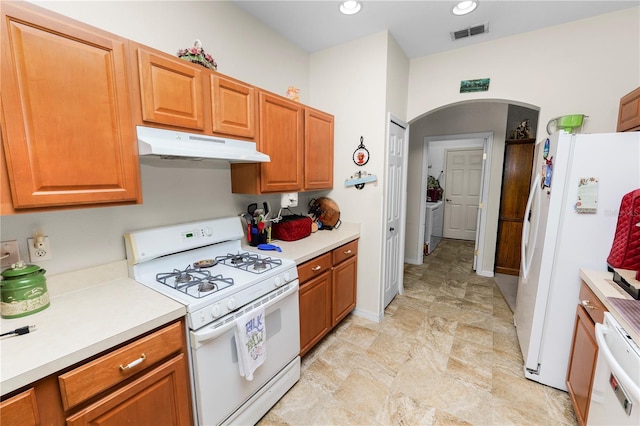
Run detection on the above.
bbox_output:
[332,240,358,265]
[58,320,185,410]
[579,281,607,324]
[298,253,331,284]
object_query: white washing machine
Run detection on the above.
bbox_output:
[425,201,444,255]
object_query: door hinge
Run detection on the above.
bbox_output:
[483,153,487,160]
[478,202,483,209]
[474,249,479,256]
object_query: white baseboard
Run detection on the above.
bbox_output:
[352,307,383,323]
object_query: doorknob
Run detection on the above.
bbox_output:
[445,198,451,202]
[390,227,395,231]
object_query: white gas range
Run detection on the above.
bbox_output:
[124,216,300,426]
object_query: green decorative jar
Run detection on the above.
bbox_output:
[1,261,50,318]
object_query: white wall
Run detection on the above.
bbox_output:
[309,31,392,320]
[404,7,639,273]
[2,1,310,275]
[407,8,640,134]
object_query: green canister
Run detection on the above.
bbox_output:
[1,261,50,319]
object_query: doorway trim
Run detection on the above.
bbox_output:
[419,132,493,275]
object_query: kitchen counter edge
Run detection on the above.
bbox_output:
[0,261,186,396]
[244,221,361,265]
[579,268,639,344]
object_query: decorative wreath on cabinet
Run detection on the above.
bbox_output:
[177,39,217,70]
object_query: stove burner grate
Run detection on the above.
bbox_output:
[215,252,282,274]
[156,267,234,298]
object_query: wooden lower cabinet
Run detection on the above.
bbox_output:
[65,354,190,426]
[0,319,192,426]
[332,252,357,326]
[299,269,332,356]
[298,240,358,356]
[566,281,607,426]
[0,388,39,426]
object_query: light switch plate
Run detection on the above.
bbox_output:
[1,240,20,268]
[280,192,298,208]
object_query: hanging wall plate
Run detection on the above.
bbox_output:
[353,136,369,166]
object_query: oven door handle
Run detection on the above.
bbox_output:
[191,281,299,349]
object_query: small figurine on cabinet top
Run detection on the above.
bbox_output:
[286,86,300,102]
[513,119,531,139]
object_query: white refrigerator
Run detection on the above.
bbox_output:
[514,130,640,391]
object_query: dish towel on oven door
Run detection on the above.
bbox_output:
[234,306,266,381]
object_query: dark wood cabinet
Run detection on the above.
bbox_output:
[567,281,607,426]
[617,87,640,132]
[495,139,535,275]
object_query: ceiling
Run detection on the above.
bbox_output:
[232,1,638,59]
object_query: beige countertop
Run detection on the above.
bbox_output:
[244,221,360,265]
[0,223,360,397]
[0,261,185,396]
[580,268,640,344]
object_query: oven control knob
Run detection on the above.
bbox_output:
[204,226,213,236]
[284,272,291,282]
[211,304,222,318]
[274,276,282,287]
[227,298,236,310]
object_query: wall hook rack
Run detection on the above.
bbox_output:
[345,170,377,190]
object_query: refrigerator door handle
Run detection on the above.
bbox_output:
[522,174,541,279]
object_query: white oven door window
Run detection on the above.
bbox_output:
[189,282,300,426]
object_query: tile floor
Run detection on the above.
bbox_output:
[258,239,577,425]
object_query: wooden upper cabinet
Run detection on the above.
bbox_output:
[304,108,334,190]
[230,92,334,194]
[211,74,257,139]
[230,91,303,194]
[259,92,304,192]
[617,87,640,132]
[132,43,205,131]
[1,1,140,209]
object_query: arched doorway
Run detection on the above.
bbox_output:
[404,99,540,278]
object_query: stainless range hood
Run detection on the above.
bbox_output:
[136,126,270,163]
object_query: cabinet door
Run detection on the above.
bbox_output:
[258,92,303,193]
[304,108,334,190]
[617,87,640,132]
[566,305,598,426]
[65,354,192,426]
[299,271,331,356]
[211,74,257,139]
[331,256,357,326]
[1,2,140,208]
[136,46,205,130]
[0,388,39,426]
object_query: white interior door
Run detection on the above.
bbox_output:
[443,148,483,240]
[383,117,408,309]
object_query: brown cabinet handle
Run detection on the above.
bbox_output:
[312,265,322,272]
[581,300,596,309]
[119,353,146,371]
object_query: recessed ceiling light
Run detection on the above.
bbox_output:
[452,0,478,16]
[340,1,362,16]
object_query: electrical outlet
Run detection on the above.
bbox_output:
[27,237,52,262]
[280,192,298,208]
[1,240,20,268]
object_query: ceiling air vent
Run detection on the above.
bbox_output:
[451,22,489,40]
